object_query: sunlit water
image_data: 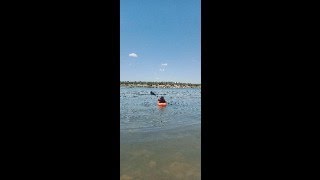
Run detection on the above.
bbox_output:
[120,87,201,180]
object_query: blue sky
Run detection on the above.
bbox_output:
[120,0,201,84]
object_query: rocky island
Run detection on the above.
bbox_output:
[120,81,201,88]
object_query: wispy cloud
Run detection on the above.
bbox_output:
[159,63,168,71]
[129,53,138,58]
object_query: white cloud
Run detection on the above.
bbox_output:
[129,53,138,58]
[159,63,168,71]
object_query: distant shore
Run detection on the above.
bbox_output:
[120,81,201,88]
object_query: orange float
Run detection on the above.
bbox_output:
[157,102,167,107]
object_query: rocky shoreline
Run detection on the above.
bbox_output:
[120,81,201,88]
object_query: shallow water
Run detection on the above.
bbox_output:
[120,87,201,180]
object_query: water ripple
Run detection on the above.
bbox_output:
[121,87,201,132]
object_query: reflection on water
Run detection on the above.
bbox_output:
[120,87,201,180]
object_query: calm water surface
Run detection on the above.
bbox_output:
[120,87,201,180]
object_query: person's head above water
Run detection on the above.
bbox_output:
[158,96,166,102]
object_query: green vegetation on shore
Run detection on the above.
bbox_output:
[120,81,201,88]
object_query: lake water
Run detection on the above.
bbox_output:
[120,87,201,180]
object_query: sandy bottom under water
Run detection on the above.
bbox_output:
[120,124,201,180]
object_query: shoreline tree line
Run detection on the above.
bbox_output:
[120,81,201,88]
